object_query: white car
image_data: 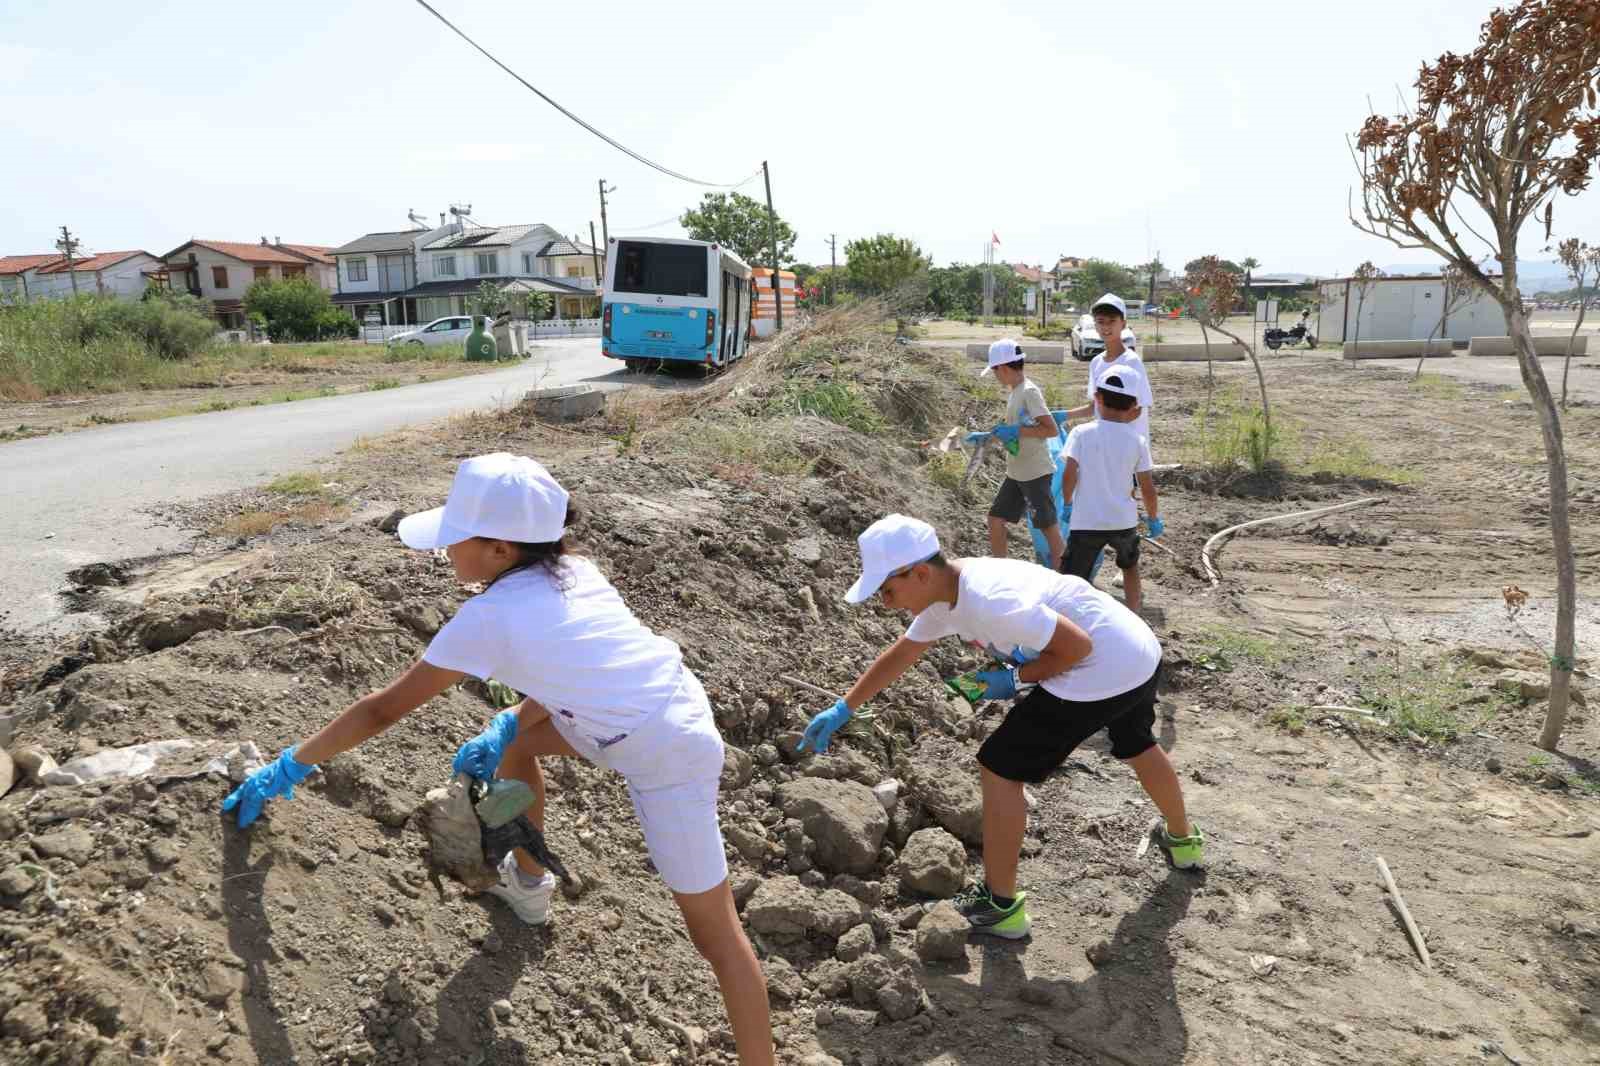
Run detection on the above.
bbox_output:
[1071,313,1103,362]
[390,316,474,346]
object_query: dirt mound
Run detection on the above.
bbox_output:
[1,308,1597,1066]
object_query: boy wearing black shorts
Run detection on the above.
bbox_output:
[796,514,1203,939]
[980,338,1066,570]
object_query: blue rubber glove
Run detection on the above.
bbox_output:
[964,431,989,446]
[975,667,1018,701]
[453,709,519,780]
[1051,410,1070,430]
[991,424,1021,445]
[222,746,318,828]
[1146,516,1165,539]
[798,698,852,754]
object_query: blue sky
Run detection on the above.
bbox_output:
[2,0,1595,277]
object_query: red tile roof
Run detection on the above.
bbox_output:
[38,250,152,274]
[165,240,310,266]
[0,254,68,275]
[276,244,335,265]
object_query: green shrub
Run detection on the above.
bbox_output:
[244,278,353,342]
[0,294,218,397]
[771,379,885,434]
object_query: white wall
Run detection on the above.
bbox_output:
[1317,278,1505,343]
[336,254,384,294]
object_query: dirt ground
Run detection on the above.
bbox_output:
[0,342,494,442]
[0,307,1596,1066]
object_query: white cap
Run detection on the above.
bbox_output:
[980,337,1024,376]
[398,453,570,549]
[1096,365,1144,399]
[1091,293,1128,319]
[845,514,941,604]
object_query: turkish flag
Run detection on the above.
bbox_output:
[991,232,1001,245]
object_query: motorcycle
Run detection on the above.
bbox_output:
[1263,322,1317,350]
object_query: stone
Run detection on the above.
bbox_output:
[721,745,755,790]
[396,606,444,639]
[788,537,823,566]
[0,866,36,897]
[1085,940,1115,967]
[835,923,875,963]
[1017,983,1056,1006]
[829,1006,880,1038]
[902,767,984,845]
[725,821,770,863]
[492,999,513,1022]
[744,876,867,939]
[1,1003,48,1042]
[144,839,180,868]
[871,779,899,813]
[731,874,761,909]
[898,827,967,898]
[200,963,247,1005]
[763,956,805,1003]
[776,778,888,876]
[416,777,497,892]
[9,746,57,783]
[0,749,12,800]
[32,826,93,866]
[137,606,229,651]
[754,743,781,767]
[1485,756,1503,773]
[914,903,969,961]
[801,1053,845,1066]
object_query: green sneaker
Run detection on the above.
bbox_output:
[950,883,1031,939]
[1158,824,1205,869]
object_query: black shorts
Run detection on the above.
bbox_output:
[1062,527,1140,578]
[977,666,1160,783]
[989,474,1058,529]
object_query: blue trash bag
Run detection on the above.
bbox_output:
[1024,412,1102,581]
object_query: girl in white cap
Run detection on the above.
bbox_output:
[223,452,775,1065]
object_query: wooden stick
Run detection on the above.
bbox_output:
[1310,704,1379,718]
[1135,816,1163,858]
[1375,856,1432,970]
[778,674,842,701]
[1139,535,1180,559]
[1201,496,1384,587]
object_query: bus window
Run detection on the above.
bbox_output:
[612,241,708,297]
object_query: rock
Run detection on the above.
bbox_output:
[1017,983,1055,1006]
[788,537,823,566]
[898,906,926,930]
[1,1002,48,1042]
[492,999,513,1022]
[829,874,884,907]
[914,903,969,961]
[725,820,771,863]
[776,778,888,876]
[375,509,406,534]
[1085,940,1115,967]
[795,586,822,624]
[32,826,93,866]
[754,743,781,767]
[903,767,984,845]
[200,963,247,1005]
[836,923,875,963]
[0,866,37,897]
[731,874,761,909]
[744,876,867,939]
[137,606,228,651]
[846,954,924,1020]
[599,910,623,931]
[396,606,444,638]
[143,839,180,868]
[764,955,805,1003]
[801,1053,845,1066]
[871,779,900,813]
[9,746,57,783]
[829,1006,880,1038]
[0,749,12,799]
[898,827,967,898]
[416,777,496,892]
[721,746,754,790]
[1485,756,1503,773]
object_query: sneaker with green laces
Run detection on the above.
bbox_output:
[949,883,1031,939]
[1157,824,1205,869]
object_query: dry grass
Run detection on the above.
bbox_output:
[208,498,349,538]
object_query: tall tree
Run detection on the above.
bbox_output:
[843,234,930,295]
[679,192,797,265]
[1066,259,1139,310]
[1351,0,1600,751]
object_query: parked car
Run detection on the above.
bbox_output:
[1070,313,1101,361]
[390,316,474,347]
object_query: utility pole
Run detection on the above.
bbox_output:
[597,180,615,251]
[762,160,782,332]
[588,221,603,289]
[982,241,994,327]
[56,225,81,295]
[825,233,838,307]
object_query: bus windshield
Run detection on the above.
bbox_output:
[613,241,708,298]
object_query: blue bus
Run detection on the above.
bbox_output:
[602,237,753,371]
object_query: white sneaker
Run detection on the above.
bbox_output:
[486,852,555,925]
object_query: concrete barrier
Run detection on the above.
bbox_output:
[1341,338,1455,360]
[1140,342,1246,362]
[964,342,1066,365]
[1468,335,1589,357]
[524,383,606,421]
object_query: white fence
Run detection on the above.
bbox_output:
[358,318,601,344]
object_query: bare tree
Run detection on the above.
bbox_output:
[1553,238,1600,408]
[1413,263,1475,379]
[1350,0,1599,751]
[1186,256,1274,458]
[1348,260,1382,358]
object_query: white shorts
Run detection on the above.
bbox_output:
[547,669,728,895]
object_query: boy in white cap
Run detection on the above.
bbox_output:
[980,338,1066,570]
[1066,294,1153,450]
[1060,366,1163,612]
[223,453,776,1066]
[797,514,1202,939]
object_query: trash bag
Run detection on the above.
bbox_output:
[1024,412,1102,581]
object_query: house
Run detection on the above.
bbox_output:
[327,228,433,326]
[412,223,601,323]
[160,239,339,328]
[1009,263,1045,312]
[31,250,164,300]
[1315,273,1505,343]
[0,254,68,301]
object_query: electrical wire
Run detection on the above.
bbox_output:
[411,0,756,188]
[613,170,765,233]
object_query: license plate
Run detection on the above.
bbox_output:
[646,330,672,340]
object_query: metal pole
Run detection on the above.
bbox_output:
[588,221,603,289]
[597,180,612,250]
[828,233,836,307]
[762,160,782,332]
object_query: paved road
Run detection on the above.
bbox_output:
[1,339,646,636]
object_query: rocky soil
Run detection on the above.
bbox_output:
[0,309,1596,1065]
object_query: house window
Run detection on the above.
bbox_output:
[566,264,584,278]
[522,253,535,274]
[347,258,368,282]
[476,252,498,275]
[435,255,457,278]
[254,267,270,281]
[283,266,305,280]
[212,265,228,289]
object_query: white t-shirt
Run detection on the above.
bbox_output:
[1065,419,1152,531]
[424,557,683,744]
[905,558,1159,701]
[1086,350,1152,444]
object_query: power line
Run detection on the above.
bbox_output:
[411,0,754,188]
